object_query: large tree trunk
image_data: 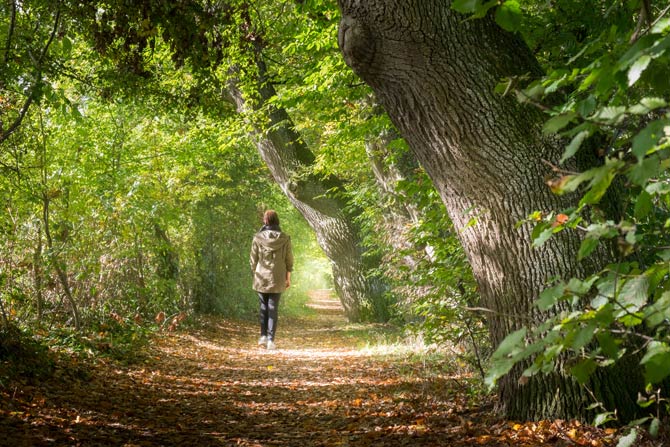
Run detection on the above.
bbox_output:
[337,0,642,421]
[227,61,382,322]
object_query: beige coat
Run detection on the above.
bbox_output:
[250,229,293,293]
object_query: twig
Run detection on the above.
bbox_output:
[462,313,486,379]
[541,158,580,175]
[513,88,551,112]
[650,3,670,30]
[463,306,534,322]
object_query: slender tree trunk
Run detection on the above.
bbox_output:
[133,227,146,292]
[33,220,45,321]
[227,61,384,323]
[338,0,641,421]
[37,111,80,330]
[42,193,80,330]
[153,222,179,282]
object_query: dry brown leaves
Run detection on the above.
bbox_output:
[0,291,660,446]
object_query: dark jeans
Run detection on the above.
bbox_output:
[258,293,281,341]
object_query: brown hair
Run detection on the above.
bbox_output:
[263,210,280,226]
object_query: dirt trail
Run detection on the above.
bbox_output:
[1,291,618,446]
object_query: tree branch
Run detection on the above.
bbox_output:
[4,1,17,64]
[630,0,652,43]
[38,8,61,66]
[0,95,34,145]
[0,8,61,145]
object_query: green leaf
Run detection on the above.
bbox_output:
[596,331,619,358]
[543,112,576,134]
[648,34,670,58]
[485,359,515,388]
[616,429,637,447]
[649,417,660,439]
[585,222,618,239]
[452,0,479,13]
[640,341,670,383]
[537,283,566,311]
[566,276,598,294]
[557,170,596,194]
[652,18,670,34]
[617,276,649,313]
[62,35,73,57]
[590,106,626,125]
[628,155,660,186]
[571,358,597,384]
[580,166,616,206]
[561,130,590,163]
[494,1,522,32]
[634,190,653,220]
[628,97,667,114]
[493,328,527,358]
[646,181,670,196]
[618,35,655,69]
[471,0,497,18]
[578,238,599,260]
[647,266,670,294]
[593,410,616,427]
[644,292,670,329]
[532,227,554,248]
[576,96,597,117]
[631,120,665,161]
[571,323,597,350]
[628,55,652,86]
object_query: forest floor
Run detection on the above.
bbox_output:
[0,290,659,446]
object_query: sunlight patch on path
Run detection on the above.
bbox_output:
[167,334,365,359]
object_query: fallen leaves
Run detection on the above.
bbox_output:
[0,290,666,446]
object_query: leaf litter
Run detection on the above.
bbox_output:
[0,290,664,446]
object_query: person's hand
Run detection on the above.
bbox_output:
[285,279,290,288]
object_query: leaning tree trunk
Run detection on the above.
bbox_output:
[227,61,382,322]
[365,127,423,266]
[338,0,641,421]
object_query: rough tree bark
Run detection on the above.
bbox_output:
[337,0,641,420]
[227,60,383,322]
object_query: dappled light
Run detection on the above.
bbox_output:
[2,0,670,444]
[0,291,635,446]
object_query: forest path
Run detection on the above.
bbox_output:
[2,291,617,446]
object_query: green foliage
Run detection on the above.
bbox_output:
[0,29,295,342]
[483,0,670,427]
[341,157,487,368]
[0,0,484,383]
[452,0,524,32]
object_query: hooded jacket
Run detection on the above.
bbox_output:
[250,227,294,293]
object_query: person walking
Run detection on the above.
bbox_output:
[250,210,293,350]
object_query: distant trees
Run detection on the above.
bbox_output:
[0,63,286,330]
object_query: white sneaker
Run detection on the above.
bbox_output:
[266,340,276,350]
[258,336,267,346]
